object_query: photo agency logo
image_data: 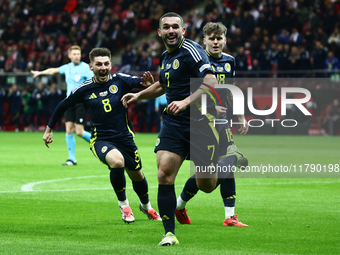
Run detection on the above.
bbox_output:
[200,83,312,128]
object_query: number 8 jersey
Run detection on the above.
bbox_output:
[48,73,144,141]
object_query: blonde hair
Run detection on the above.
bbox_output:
[203,22,227,37]
[68,45,81,54]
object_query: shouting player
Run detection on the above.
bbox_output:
[43,47,161,223]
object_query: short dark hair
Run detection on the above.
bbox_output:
[203,22,227,37]
[89,47,111,63]
[159,12,183,28]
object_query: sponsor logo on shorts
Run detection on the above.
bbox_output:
[109,85,118,94]
[173,59,179,70]
[79,118,83,123]
[155,138,160,146]
[101,146,108,153]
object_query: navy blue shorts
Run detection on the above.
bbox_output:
[154,119,219,167]
[64,103,87,125]
[217,122,234,156]
[90,138,142,171]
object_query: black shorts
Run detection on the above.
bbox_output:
[90,138,142,171]
[217,122,234,157]
[64,103,87,125]
[154,119,219,167]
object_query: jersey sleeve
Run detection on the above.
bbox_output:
[116,73,143,91]
[184,42,214,78]
[58,64,68,74]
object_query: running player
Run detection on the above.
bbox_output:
[175,22,249,227]
[32,45,93,166]
[122,13,224,246]
[43,47,161,223]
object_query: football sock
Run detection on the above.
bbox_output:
[158,184,176,234]
[110,167,126,202]
[220,177,236,219]
[132,176,149,205]
[177,175,198,210]
[118,199,129,208]
[141,201,152,210]
[65,133,76,162]
[81,130,91,143]
[216,155,237,186]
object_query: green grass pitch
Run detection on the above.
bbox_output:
[0,132,339,254]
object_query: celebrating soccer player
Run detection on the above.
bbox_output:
[175,22,249,227]
[122,13,230,246]
[32,46,93,166]
[43,47,161,223]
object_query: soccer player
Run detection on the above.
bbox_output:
[43,47,161,223]
[31,45,93,166]
[122,13,225,246]
[175,22,249,227]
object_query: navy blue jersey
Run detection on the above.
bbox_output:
[207,51,235,108]
[48,73,143,141]
[159,38,214,126]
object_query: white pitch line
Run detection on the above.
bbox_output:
[20,175,107,192]
[0,178,338,194]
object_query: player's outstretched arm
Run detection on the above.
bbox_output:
[31,67,60,78]
[43,126,54,148]
[140,71,154,87]
[121,81,165,107]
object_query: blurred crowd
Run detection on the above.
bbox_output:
[0,0,340,134]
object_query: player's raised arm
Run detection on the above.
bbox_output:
[31,67,60,78]
[121,81,165,107]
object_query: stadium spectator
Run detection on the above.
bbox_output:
[324,51,340,76]
[32,82,50,130]
[119,44,137,73]
[7,84,21,132]
[297,45,311,72]
[21,87,34,132]
[312,41,328,76]
[48,82,63,130]
[136,52,152,72]
[0,87,5,131]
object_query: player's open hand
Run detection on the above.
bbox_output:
[215,106,227,116]
[30,70,40,78]
[167,100,188,116]
[140,71,154,87]
[121,93,139,108]
[237,116,249,135]
[43,126,54,148]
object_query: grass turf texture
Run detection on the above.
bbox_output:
[0,132,339,254]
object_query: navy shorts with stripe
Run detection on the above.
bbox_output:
[154,118,219,167]
[91,138,142,171]
[217,122,234,157]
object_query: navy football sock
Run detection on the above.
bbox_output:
[220,178,236,207]
[180,175,198,202]
[110,167,126,202]
[216,155,237,186]
[132,176,149,205]
[158,184,176,234]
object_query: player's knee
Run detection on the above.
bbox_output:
[107,156,124,169]
[197,180,216,193]
[75,128,84,137]
[157,169,174,185]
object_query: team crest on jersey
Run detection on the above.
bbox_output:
[109,85,118,94]
[155,138,160,146]
[74,74,81,82]
[166,63,171,69]
[101,146,108,153]
[173,59,179,70]
[217,67,224,72]
[225,63,231,72]
[99,91,108,97]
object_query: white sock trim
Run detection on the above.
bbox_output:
[118,199,129,208]
[176,196,187,210]
[225,206,235,219]
[141,201,152,210]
